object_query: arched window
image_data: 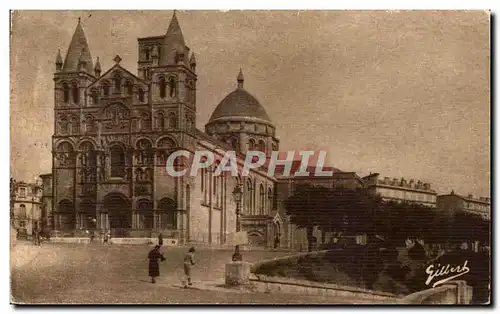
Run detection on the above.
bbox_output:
[114,74,121,93]
[140,113,150,130]
[157,137,176,166]
[144,49,150,60]
[91,89,99,105]
[126,80,133,96]
[59,118,68,134]
[248,139,256,151]
[157,198,176,230]
[169,77,176,97]
[136,139,153,166]
[70,116,80,134]
[156,112,165,130]
[159,77,167,98]
[102,82,110,97]
[268,187,273,213]
[19,204,26,217]
[259,140,266,153]
[109,145,126,178]
[84,115,95,133]
[138,89,145,102]
[259,184,265,215]
[62,83,70,103]
[230,138,238,150]
[168,112,177,129]
[246,178,253,214]
[72,82,79,103]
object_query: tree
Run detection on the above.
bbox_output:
[283,184,334,252]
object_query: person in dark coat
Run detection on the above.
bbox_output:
[158,233,163,246]
[183,247,196,287]
[148,245,165,283]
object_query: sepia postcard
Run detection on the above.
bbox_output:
[9,10,491,305]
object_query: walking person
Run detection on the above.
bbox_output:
[158,233,163,246]
[103,230,109,245]
[183,247,196,288]
[148,245,166,284]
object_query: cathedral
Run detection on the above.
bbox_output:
[50,12,364,249]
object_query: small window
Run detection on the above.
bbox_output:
[168,113,177,129]
[138,89,145,102]
[62,83,70,103]
[103,84,110,97]
[114,75,121,93]
[72,83,79,103]
[159,77,167,98]
[126,81,133,96]
[19,188,27,198]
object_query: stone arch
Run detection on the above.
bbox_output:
[62,82,70,103]
[267,186,274,213]
[125,80,134,95]
[259,183,265,215]
[157,198,177,230]
[108,143,127,178]
[156,136,178,148]
[55,199,74,230]
[139,111,151,130]
[158,76,167,98]
[56,140,75,152]
[247,229,265,246]
[248,138,256,151]
[102,192,132,233]
[77,199,96,230]
[101,80,111,97]
[156,111,165,130]
[78,139,97,151]
[245,177,253,214]
[134,198,153,229]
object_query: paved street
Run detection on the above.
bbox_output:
[11,243,369,304]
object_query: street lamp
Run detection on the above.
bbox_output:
[232,184,243,261]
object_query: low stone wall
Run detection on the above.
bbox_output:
[48,237,179,245]
[397,280,473,304]
[249,274,398,302]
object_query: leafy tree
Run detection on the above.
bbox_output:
[284,184,335,252]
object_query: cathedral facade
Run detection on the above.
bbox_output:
[50,13,366,249]
[51,13,282,247]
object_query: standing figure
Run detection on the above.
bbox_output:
[183,247,196,288]
[148,245,166,284]
[232,245,242,262]
[158,233,163,246]
[103,231,109,245]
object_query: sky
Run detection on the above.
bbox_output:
[10,10,490,197]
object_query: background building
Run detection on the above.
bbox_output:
[39,173,53,230]
[437,191,490,220]
[11,180,42,238]
[363,173,437,207]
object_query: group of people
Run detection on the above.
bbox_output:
[86,230,111,244]
[148,233,196,288]
[31,229,43,245]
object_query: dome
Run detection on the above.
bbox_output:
[208,70,272,124]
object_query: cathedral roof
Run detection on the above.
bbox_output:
[62,19,93,73]
[208,70,272,124]
[160,12,187,66]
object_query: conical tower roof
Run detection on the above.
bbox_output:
[160,12,186,66]
[62,18,93,73]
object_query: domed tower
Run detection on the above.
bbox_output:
[205,69,279,155]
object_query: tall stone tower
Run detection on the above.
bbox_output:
[51,13,197,241]
[52,18,98,234]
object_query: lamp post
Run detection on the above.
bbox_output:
[232,184,243,261]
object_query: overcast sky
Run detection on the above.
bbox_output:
[10,10,490,196]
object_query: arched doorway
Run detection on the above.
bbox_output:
[78,200,96,230]
[157,198,176,230]
[103,193,131,237]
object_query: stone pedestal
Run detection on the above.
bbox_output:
[225,261,251,286]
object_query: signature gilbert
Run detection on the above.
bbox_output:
[425,261,470,288]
